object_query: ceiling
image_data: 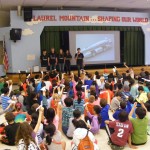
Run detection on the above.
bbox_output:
[0,0,150,12]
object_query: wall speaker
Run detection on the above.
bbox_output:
[24,7,32,22]
[10,28,22,42]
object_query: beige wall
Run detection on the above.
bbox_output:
[0,11,10,27]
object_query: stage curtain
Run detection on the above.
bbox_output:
[40,26,144,66]
[40,31,60,53]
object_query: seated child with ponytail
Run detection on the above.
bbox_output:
[73,91,85,114]
[44,124,66,150]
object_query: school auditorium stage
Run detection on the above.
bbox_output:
[6,66,150,84]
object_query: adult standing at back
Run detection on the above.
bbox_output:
[48,48,57,72]
[40,50,48,72]
[75,48,84,77]
[64,50,72,75]
[57,49,65,75]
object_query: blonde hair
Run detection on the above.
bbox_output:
[52,93,60,101]
[89,95,95,103]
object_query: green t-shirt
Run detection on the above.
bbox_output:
[0,83,4,94]
[130,116,148,144]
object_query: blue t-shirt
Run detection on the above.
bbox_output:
[100,104,110,128]
[84,80,93,89]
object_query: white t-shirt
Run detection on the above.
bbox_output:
[18,139,39,150]
[72,128,99,150]
[44,81,52,90]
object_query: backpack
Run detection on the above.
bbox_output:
[78,130,94,150]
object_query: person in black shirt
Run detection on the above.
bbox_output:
[48,48,57,72]
[40,50,48,71]
[75,48,84,77]
[57,49,65,74]
[64,50,72,75]
[0,112,19,145]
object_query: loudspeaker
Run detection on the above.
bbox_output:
[24,7,32,22]
[10,28,22,42]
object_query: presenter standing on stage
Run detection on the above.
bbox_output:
[40,49,48,72]
[65,50,72,75]
[57,48,65,74]
[75,48,84,77]
[48,48,57,71]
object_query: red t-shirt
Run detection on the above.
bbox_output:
[109,120,133,146]
[99,89,114,101]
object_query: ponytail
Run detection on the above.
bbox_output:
[45,124,56,145]
[46,134,53,145]
[77,91,82,104]
[97,114,102,124]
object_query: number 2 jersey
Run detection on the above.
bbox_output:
[109,120,133,146]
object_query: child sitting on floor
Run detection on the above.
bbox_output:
[0,112,19,145]
[62,97,74,135]
[105,111,136,150]
[129,101,148,145]
[85,105,101,134]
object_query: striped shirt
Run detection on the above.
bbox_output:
[1,95,10,110]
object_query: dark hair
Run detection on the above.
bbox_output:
[5,112,15,123]
[117,83,123,90]
[129,79,135,87]
[105,83,110,90]
[30,78,36,88]
[118,111,128,122]
[73,109,81,118]
[128,96,134,104]
[30,112,39,129]
[77,48,80,51]
[138,86,144,91]
[44,75,50,81]
[46,108,55,124]
[120,101,126,109]
[45,124,56,145]
[77,91,82,104]
[64,97,73,107]
[115,91,123,97]
[34,74,40,79]
[95,71,99,76]
[19,86,24,92]
[72,109,81,126]
[3,82,8,88]
[100,98,107,108]
[145,103,150,112]
[75,84,82,91]
[74,120,88,129]
[30,92,37,100]
[96,75,100,79]
[93,105,102,124]
[135,107,146,119]
[2,87,9,94]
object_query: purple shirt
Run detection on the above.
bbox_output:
[87,111,100,134]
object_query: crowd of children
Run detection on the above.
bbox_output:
[0,66,150,150]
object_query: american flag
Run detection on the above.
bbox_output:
[3,39,9,72]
